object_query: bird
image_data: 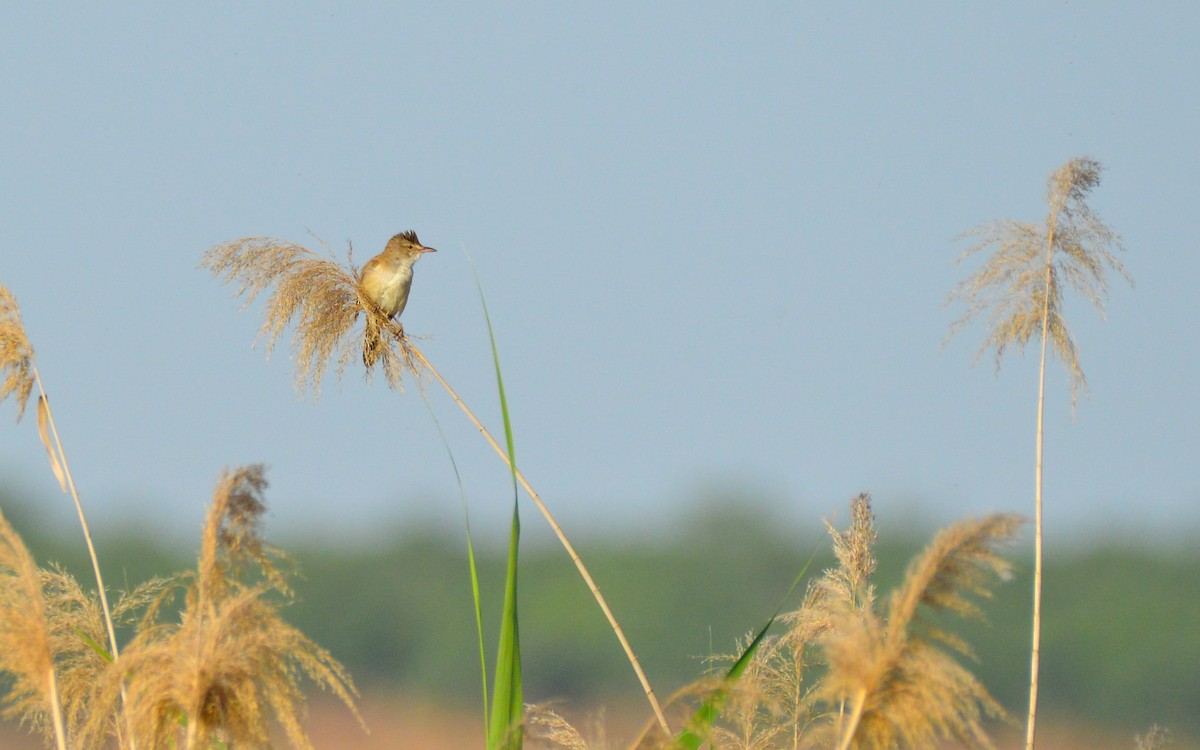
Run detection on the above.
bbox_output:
[359,230,436,366]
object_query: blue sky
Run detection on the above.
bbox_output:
[1,3,1196,546]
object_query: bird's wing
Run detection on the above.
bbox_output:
[358,255,380,281]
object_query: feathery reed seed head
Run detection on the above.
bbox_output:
[0,286,36,421]
[0,508,59,733]
[818,512,1022,750]
[82,466,360,749]
[40,565,178,742]
[946,156,1132,408]
[823,492,878,612]
[201,236,419,396]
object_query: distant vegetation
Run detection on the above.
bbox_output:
[5,487,1196,739]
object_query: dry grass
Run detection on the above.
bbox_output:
[663,494,1021,750]
[0,285,129,739]
[0,459,363,749]
[946,156,1133,750]
[1135,725,1174,750]
[946,157,1132,407]
[78,465,361,750]
[201,237,418,396]
[818,513,1021,750]
[0,508,66,749]
[0,287,35,421]
[40,566,173,745]
[526,705,596,750]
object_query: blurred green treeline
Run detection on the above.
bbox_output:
[3,489,1197,738]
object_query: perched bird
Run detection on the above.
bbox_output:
[360,230,436,366]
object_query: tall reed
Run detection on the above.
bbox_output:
[946,157,1132,749]
[1,285,132,745]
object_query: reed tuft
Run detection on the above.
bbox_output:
[201,237,418,396]
[0,508,66,748]
[946,157,1132,749]
[82,465,361,749]
[818,513,1022,750]
[41,566,177,742]
[946,157,1132,407]
[1135,725,1173,750]
[821,493,878,613]
[525,705,594,750]
[0,286,36,421]
[684,495,1019,750]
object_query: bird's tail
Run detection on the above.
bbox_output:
[363,314,383,368]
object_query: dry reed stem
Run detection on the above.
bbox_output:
[408,342,672,736]
[0,508,67,750]
[0,285,133,747]
[946,157,1131,750]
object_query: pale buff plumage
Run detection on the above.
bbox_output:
[359,230,436,366]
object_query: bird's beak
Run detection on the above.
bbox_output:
[419,245,437,253]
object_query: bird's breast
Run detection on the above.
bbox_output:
[363,265,414,317]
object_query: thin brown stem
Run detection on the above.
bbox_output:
[33,369,135,750]
[1026,232,1055,750]
[408,343,672,737]
[834,688,866,750]
[46,667,67,750]
[33,370,119,655]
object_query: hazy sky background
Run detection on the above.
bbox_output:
[1,3,1196,548]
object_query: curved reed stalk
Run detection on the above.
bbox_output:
[1,286,133,747]
[409,342,671,735]
[201,238,672,735]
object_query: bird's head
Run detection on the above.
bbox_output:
[385,230,437,259]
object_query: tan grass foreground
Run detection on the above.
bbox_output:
[539,495,1022,750]
[4,285,358,748]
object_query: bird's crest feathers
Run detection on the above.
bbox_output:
[390,230,421,246]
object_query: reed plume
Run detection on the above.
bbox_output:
[201,237,418,395]
[668,495,1018,750]
[82,465,360,750]
[42,566,176,743]
[1135,725,1173,750]
[818,513,1021,750]
[946,157,1132,749]
[525,705,594,750]
[0,508,67,750]
[947,157,1132,408]
[0,287,35,421]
